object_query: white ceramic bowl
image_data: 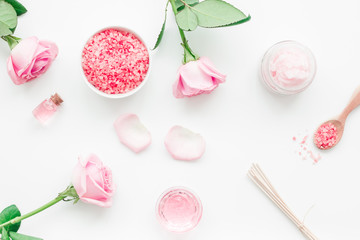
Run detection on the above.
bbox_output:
[81,26,151,99]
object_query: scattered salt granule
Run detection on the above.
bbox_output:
[300,135,308,144]
[293,132,322,164]
[308,150,322,164]
[82,28,149,94]
[314,123,338,150]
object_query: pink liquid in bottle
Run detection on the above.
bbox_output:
[156,187,203,233]
[33,93,63,124]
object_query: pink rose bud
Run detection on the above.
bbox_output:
[173,57,226,98]
[7,36,58,85]
[72,154,116,207]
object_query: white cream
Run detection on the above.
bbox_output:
[261,41,316,95]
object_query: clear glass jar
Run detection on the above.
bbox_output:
[260,40,316,95]
[156,187,203,233]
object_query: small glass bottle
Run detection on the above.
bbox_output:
[156,187,203,233]
[33,93,63,124]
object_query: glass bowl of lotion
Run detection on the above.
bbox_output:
[156,187,203,233]
[260,40,316,95]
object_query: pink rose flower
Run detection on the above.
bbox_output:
[173,57,226,98]
[7,36,58,85]
[72,154,115,207]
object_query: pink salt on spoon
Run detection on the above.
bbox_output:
[314,86,360,150]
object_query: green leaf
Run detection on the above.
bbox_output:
[0,1,17,37]
[223,14,251,27]
[175,0,198,9]
[0,22,12,36]
[176,6,198,31]
[175,0,198,11]
[2,228,10,240]
[152,1,169,50]
[4,0,27,16]
[0,205,21,233]
[10,232,43,240]
[191,0,250,28]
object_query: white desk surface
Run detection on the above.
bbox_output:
[1,0,359,239]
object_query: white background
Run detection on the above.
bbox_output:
[1,0,360,239]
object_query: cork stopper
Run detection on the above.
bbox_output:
[50,93,63,106]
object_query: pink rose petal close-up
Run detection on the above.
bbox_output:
[114,114,151,153]
[164,125,206,161]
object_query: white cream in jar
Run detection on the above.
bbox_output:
[261,41,316,95]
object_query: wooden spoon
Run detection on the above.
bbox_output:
[314,86,360,150]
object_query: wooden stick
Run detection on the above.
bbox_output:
[248,163,318,240]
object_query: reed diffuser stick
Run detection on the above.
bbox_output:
[248,163,318,240]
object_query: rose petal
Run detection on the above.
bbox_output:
[114,114,151,153]
[164,125,206,161]
[72,160,88,197]
[87,162,105,189]
[80,197,113,208]
[198,57,226,83]
[10,37,39,70]
[78,155,89,167]
[7,56,23,85]
[19,58,36,78]
[101,166,114,193]
[31,58,49,74]
[86,154,104,168]
[179,61,215,91]
[173,71,186,98]
[84,173,113,199]
[39,40,58,59]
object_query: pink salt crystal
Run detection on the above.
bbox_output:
[82,28,149,95]
[313,154,322,164]
[314,123,338,150]
[301,135,308,144]
[307,150,322,164]
[293,132,323,164]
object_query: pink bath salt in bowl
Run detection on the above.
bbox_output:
[314,122,338,150]
[81,27,150,98]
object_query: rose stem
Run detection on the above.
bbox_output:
[169,0,198,63]
[0,186,78,230]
